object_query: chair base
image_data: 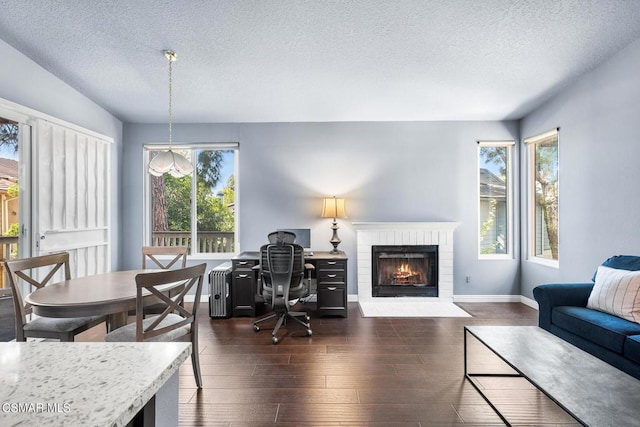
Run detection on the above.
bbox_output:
[253,310,312,344]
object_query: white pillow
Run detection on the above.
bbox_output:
[587,266,640,322]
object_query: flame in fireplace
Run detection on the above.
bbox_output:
[398,262,411,274]
[393,261,422,284]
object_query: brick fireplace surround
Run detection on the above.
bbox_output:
[353,222,470,317]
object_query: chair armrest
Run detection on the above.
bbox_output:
[533,283,594,330]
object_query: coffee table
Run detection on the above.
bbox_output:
[464,325,640,426]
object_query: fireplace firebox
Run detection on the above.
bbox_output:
[371,245,438,297]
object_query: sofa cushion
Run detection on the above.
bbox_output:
[625,335,640,365]
[592,255,640,281]
[587,266,640,322]
[552,306,640,353]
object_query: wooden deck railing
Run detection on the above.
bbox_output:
[151,231,234,253]
[0,236,18,291]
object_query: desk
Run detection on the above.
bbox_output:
[232,251,348,317]
[0,341,189,426]
[24,269,183,331]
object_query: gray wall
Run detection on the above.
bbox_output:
[122,121,520,296]
[0,39,123,270]
[520,36,640,299]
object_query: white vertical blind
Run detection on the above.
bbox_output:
[35,119,111,278]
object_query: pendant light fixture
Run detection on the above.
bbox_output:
[148,50,194,178]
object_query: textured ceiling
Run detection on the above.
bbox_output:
[0,0,639,123]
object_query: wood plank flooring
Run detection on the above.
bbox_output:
[78,302,581,426]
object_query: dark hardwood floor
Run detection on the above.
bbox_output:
[79,301,580,426]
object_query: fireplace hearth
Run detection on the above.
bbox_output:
[372,245,438,297]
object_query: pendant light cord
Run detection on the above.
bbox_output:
[165,50,177,149]
[168,52,173,148]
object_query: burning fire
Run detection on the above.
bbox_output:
[393,261,421,284]
[398,262,411,273]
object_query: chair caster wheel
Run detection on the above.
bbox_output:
[253,325,260,332]
[306,329,312,337]
[272,337,279,345]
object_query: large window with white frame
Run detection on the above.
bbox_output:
[144,143,238,257]
[526,129,559,265]
[478,140,514,258]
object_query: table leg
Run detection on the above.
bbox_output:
[107,312,129,332]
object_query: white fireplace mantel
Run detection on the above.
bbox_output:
[353,221,460,303]
[352,222,459,232]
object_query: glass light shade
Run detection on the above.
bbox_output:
[321,197,347,219]
[148,150,194,178]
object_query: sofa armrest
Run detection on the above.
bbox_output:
[533,283,594,330]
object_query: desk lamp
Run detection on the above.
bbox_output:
[321,196,347,254]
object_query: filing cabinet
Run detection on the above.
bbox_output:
[231,258,258,316]
[316,258,348,317]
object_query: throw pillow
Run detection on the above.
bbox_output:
[587,266,640,322]
[591,255,640,281]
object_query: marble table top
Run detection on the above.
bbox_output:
[0,341,190,426]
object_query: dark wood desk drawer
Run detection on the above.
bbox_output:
[231,259,258,317]
[232,259,258,269]
[318,270,345,282]
[316,260,347,271]
[317,284,347,316]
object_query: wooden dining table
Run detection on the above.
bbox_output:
[24,269,184,332]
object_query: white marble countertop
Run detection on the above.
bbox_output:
[0,342,190,426]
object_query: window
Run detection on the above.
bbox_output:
[525,129,559,264]
[144,143,238,257]
[478,141,514,258]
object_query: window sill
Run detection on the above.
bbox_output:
[527,256,559,269]
[478,254,514,261]
[188,253,236,261]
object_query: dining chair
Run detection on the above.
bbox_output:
[140,246,189,317]
[142,246,188,269]
[4,252,107,342]
[105,263,207,388]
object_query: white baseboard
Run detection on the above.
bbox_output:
[453,294,521,303]
[336,294,541,306]
[453,294,538,310]
[192,294,539,310]
[519,295,538,310]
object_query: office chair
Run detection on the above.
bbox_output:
[253,231,312,344]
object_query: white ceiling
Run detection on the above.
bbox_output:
[1,0,639,123]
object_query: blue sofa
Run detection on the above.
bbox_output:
[533,255,640,380]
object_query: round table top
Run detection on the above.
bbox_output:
[25,269,176,318]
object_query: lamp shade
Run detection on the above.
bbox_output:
[149,149,194,178]
[321,197,347,219]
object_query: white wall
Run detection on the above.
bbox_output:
[0,39,123,270]
[520,36,640,298]
[122,120,520,296]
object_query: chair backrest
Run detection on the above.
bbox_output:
[4,252,71,336]
[267,230,296,245]
[134,263,206,342]
[260,239,305,308]
[142,246,188,270]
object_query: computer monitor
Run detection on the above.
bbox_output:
[278,228,311,249]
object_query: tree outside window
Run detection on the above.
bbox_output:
[527,130,559,262]
[148,147,236,254]
[478,141,513,257]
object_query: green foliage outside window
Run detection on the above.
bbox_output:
[150,148,235,253]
